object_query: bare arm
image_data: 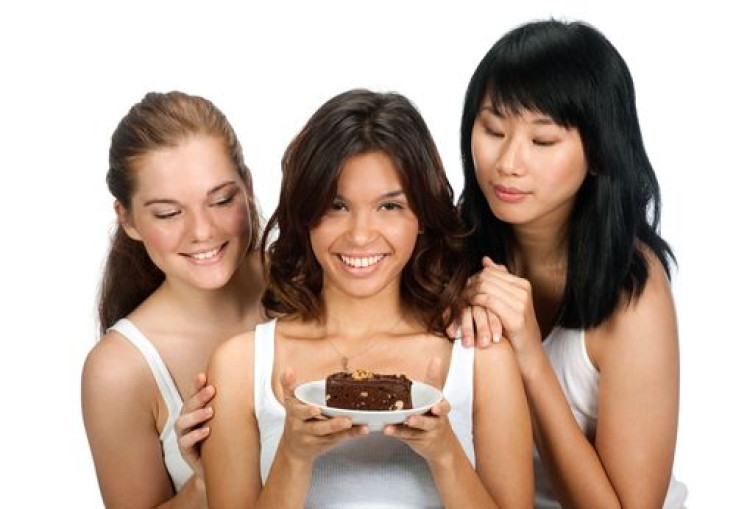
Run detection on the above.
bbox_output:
[203,334,364,508]
[82,334,205,509]
[470,256,679,508]
[470,341,534,508]
[385,350,533,508]
[201,333,263,508]
[529,259,679,508]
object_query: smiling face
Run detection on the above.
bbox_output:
[309,151,419,301]
[118,135,251,291]
[470,99,588,231]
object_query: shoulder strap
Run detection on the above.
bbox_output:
[253,319,277,410]
[444,338,475,394]
[109,319,183,418]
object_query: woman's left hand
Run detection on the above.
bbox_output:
[465,256,544,370]
[383,358,454,463]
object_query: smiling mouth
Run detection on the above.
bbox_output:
[339,254,385,268]
[184,243,226,260]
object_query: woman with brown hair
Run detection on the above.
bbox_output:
[82,91,265,508]
[202,89,533,508]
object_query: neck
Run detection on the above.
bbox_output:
[510,218,568,280]
[156,251,263,329]
[319,285,407,340]
[510,218,569,337]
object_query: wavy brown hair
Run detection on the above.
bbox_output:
[262,89,471,335]
[98,91,259,335]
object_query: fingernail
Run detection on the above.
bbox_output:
[205,407,213,415]
[493,332,500,343]
[480,335,490,347]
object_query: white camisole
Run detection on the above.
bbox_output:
[109,319,194,492]
[253,319,475,508]
[534,327,688,508]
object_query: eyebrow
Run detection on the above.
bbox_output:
[478,105,556,125]
[334,189,406,201]
[143,181,238,206]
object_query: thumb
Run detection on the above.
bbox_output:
[188,372,207,399]
[280,367,297,399]
[483,255,508,273]
[424,357,443,389]
[194,372,207,391]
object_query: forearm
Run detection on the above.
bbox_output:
[428,438,499,509]
[256,443,314,509]
[155,476,207,509]
[522,356,620,508]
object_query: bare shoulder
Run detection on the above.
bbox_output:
[210,330,255,364]
[82,330,154,400]
[590,249,678,370]
[207,330,256,389]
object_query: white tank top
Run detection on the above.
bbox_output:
[109,319,194,492]
[253,319,475,508]
[534,327,687,508]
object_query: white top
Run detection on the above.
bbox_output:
[253,319,475,508]
[109,319,194,492]
[534,327,688,508]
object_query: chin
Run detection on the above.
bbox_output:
[487,204,530,225]
[192,268,238,291]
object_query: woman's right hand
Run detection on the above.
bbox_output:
[176,372,215,478]
[279,367,369,464]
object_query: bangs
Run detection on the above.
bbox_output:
[481,29,599,129]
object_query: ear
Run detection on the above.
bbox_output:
[114,200,143,241]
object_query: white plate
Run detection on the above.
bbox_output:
[294,379,443,432]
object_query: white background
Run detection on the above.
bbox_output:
[1,1,733,506]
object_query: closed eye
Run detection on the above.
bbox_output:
[212,194,235,207]
[483,126,504,138]
[154,210,180,219]
[532,139,557,147]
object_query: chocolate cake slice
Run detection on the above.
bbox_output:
[325,369,412,411]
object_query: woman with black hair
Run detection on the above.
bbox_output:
[457,20,687,507]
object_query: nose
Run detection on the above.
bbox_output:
[189,209,215,242]
[497,136,525,176]
[347,210,376,245]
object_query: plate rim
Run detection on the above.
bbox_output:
[294,378,443,416]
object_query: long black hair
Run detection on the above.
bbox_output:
[458,20,674,329]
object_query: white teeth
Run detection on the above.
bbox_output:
[190,247,220,260]
[340,254,383,268]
